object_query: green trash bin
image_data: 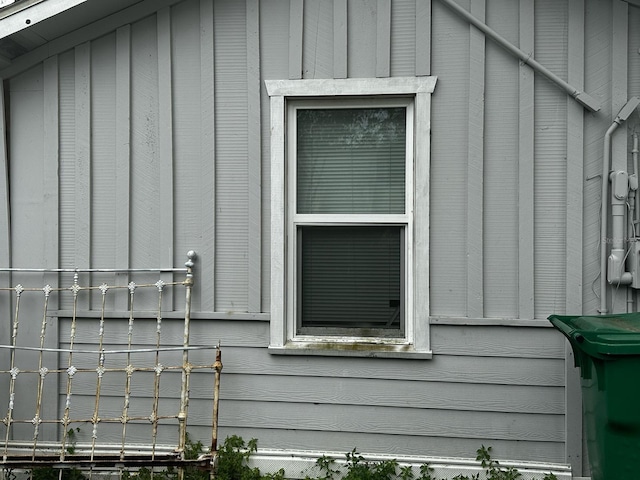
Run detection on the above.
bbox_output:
[549,313,640,480]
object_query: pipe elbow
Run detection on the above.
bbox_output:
[608,249,633,285]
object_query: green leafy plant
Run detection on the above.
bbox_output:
[311,455,341,480]
[215,435,284,480]
[475,445,521,480]
[300,443,560,480]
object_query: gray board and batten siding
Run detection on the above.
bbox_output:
[2,0,640,477]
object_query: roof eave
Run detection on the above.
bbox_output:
[0,0,87,40]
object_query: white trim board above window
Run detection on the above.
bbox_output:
[266,76,436,359]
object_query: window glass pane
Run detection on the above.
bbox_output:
[298,225,402,335]
[296,108,406,214]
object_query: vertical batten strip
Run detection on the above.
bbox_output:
[376,0,391,78]
[75,43,91,277]
[289,0,304,79]
[611,1,628,313]
[0,77,8,268]
[158,8,175,308]
[565,1,585,473]
[518,0,535,320]
[566,3,585,318]
[466,1,485,318]
[115,26,132,311]
[0,80,8,267]
[42,54,60,434]
[200,0,215,312]
[247,0,261,313]
[0,79,8,270]
[333,0,347,78]
[415,0,431,76]
[0,80,7,432]
[43,57,60,274]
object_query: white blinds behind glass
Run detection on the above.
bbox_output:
[296,108,406,214]
[299,226,402,332]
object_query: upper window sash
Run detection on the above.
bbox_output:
[288,98,414,224]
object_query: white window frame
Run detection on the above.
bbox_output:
[266,77,436,358]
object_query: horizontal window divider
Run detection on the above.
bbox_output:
[292,214,410,224]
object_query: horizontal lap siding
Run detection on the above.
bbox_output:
[57,319,565,462]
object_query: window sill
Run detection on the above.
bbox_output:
[268,342,432,359]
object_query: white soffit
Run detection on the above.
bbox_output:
[0,0,87,39]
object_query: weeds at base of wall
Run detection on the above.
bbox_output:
[20,435,560,480]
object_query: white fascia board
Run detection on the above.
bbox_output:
[0,0,87,39]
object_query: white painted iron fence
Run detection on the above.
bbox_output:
[0,252,221,478]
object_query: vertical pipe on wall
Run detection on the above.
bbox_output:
[609,0,630,312]
[600,121,620,314]
[634,134,639,227]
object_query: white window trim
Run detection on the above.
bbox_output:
[266,76,436,359]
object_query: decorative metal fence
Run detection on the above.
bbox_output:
[0,252,222,478]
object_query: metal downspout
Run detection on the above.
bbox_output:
[600,122,620,314]
[628,149,637,312]
[634,134,640,227]
[436,0,601,112]
[630,134,640,312]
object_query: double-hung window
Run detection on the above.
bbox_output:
[266,77,436,358]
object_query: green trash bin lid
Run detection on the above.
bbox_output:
[549,313,640,357]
